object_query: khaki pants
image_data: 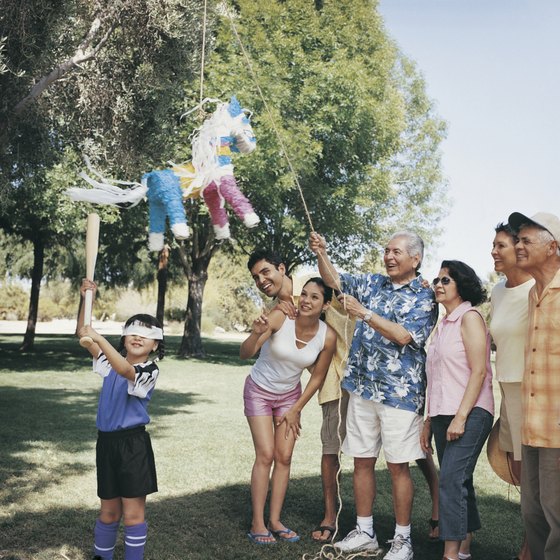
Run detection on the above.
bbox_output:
[521,445,560,560]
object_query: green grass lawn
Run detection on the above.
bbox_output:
[0,334,523,559]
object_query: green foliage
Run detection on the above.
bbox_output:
[0,0,208,283]
[0,283,28,319]
[0,0,449,352]
[195,0,448,270]
[203,250,260,331]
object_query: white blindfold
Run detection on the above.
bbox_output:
[122,321,163,340]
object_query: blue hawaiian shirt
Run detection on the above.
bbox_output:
[340,273,438,414]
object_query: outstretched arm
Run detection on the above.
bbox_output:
[79,325,136,381]
[337,292,414,346]
[78,323,136,381]
[309,232,340,289]
[77,279,136,380]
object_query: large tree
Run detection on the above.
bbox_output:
[0,0,208,348]
[1,0,448,358]
[173,0,448,354]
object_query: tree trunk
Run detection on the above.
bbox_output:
[156,245,170,326]
[177,202,216,358]
[179,271,208,358]
[20,238,44,351]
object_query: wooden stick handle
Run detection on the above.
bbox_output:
[80,213,100,348]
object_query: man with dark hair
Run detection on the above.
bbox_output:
[508,211,560,560]
[247,249,284,276]
[247,248,353,544]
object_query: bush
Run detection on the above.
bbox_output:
[37,298,61,321]
[203,252,261,331]
[0,283,29,320]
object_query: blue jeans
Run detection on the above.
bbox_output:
[431,407,493,541]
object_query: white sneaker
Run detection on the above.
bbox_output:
[333,527,379,553]
[384,534,413,560]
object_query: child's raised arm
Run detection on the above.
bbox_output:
[77,279,136,380]
[78,324,136,381]
[77,279,100,359]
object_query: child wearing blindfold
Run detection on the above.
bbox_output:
[78,279,164,560]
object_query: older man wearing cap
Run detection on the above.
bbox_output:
[508,211,560,560]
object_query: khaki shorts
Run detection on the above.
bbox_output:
[499,382,523,461]
[342,392,425,463]
[321,390,349,454]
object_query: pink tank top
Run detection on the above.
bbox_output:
[426,301,494,417]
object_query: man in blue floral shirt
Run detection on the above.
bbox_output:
[310,231,438,560]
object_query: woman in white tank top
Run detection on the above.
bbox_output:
[240,278,337,545]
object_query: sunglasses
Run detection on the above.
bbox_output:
[432,276,452,286]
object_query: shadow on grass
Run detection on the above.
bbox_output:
[0,334,97,373]
[0,471,525,560]
[0,335,248,371]
[0,385,201,503]
[168,336,249,367]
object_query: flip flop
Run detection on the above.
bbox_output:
[269,526,300,542]
[312,525,336,543]
[247,530,277,545]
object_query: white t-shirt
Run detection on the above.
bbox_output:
[250,317,327,394]
[489,278,534,383]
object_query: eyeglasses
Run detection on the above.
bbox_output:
[432,276,452,286]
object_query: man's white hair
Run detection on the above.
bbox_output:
[520,223,560,257]
[389,231,425,270]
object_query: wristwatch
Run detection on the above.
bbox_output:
[362,310,373,322]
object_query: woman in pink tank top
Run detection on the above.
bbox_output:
[421,260,494,560]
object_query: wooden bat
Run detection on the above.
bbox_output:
[80,213,101,348]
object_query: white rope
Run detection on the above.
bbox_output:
[223,9,369,559]
[199,0,208,108]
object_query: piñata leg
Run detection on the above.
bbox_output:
[203,180,231,239]
[147,196,167,252]
[145,171,189,250]
[217,175,259,228]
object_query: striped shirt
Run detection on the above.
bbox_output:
[522,268,560,447]
[94,352,159,432]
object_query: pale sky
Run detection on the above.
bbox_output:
[378,0,559,282]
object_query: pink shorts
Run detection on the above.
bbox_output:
[243,375,301,417]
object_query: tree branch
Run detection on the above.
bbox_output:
[177,244,192,277]
[13,10,120,115]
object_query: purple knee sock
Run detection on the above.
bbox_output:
[93,519,119,559]
[124,522,148,560]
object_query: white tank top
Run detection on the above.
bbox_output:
[250,317,328,394]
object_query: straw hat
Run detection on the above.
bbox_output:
[486,419,518,485]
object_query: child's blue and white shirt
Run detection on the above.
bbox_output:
[93,352,159,432]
